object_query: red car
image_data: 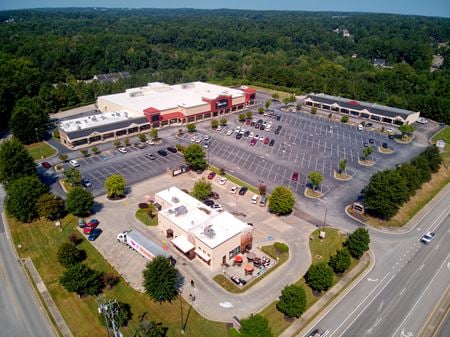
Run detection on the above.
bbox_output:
[41,162,52,169]
[263,137,270,144]
[292,172,299,182]
[207,172,216,180]
[83,219,100,234]
[245,119,251,125]
[250,138,257,146]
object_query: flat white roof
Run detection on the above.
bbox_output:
[171,236,195,253]
[157,187,251,249]
[59,111,133,132]
[98,81,245,114]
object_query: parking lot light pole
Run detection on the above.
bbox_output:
[35,128,44,159]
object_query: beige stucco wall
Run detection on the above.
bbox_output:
[199,234,242,270]
[97,97,124,113]
[232,96,245,105]
[182,104,210,117]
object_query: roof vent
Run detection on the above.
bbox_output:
[203,225,216,238]
[173,205,187,216]
[171,196,180,203]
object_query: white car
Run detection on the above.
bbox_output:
[420,232,435,244]
[118,147,127,154]
[219,177,227,185]
[226,130,233,136]
[195,137,202,143]
[239,129,245,134]
[417,117,428,124]
[204,135,211,141]
[386,127,394,133]
[249,132,254,138]
[145,139,155,145]
[230,186,238,194]
[217,125,222,131]
[251,194,259,204]
[358,124,363,131]
[190,136,196,142]
[212,204,223,212]
[259,135,264,141]
[69,159,80,167]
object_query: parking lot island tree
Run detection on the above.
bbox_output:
[135,320,168,337]
[362,146,373,161]
[345,228,370,259]
[192,178,212,201]
[398,124,416,138]
[37,193,65,221]
[91,146,100,155]
[138,133,147,142]
[187,123,196,133]
[276,284,307,318]
[245,111,253,119]
[57,242,87,268]
[183,144,207,171]
[258,107,264,115]
[113,139,122,148]
[104,174,126,199]
[271,93,279,101]
[59,263,103,297]
[0,138,37,187]
[304,262,334,293]
[268,186,295,216]
[328,249,352,273]
[219,117,228,126]
[265,99,271,110]
[238,113,246,122]
[143,256,179,303]
[150,128,158,140]
[63,167,82,187]
[80,149,89,157]
[340,115,349,123]
[124,137,131,146]
[65,187,94,217]
[59,154,68,162]
[339,159,347,174]
[311,106,317,114]
[5,175,49,222]
[308,171,324,191]
[211,119,219,129]
[239,313,273,337]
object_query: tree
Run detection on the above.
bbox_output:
[296,102,302,110]
[271,93,279,101]
[276,284,307,318]
[101,272,120,289]
[113,139,122,148]
[258,107,264,115]
[246,111,253,119]
[99,301,132,328]
[398,124,416,137]
[311,106,317,114]
[59,263,103,296]
[211,119,219,129]
[183,144,207,170]
[104,174,126,199]
[150,128,158,140]
[345,228,370,259]
[187,123,196,133]
[219,118,228,126]
[124,138,131,146]
[143,256,179,303]
[65,187,94,217]
[421,146,442,173]
[64,167,82,186]
[282,97,290,106]
[362,146,373,161]
[6,176,48,222]
[136,320,168,337]
[304,262,334,293]
[340,115,349,123]
[81,149,89,157]
[91,146,100,154]
[238,113,246,122]
[265,99,271,109]
[339,159,347,174]
[57,242,87,268]
[138,133,147,142]
[308,172,323,191]
[0,138,36,187]
[268,186,295,215]
[9,96,49,144]
[240,314,273,337]
[328,249,352,273]
[37,193,65,220]
[192,178,212,200]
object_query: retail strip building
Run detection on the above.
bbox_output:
[58,81,256,148]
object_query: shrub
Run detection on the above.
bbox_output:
[57,242,87,268]
[81,149,89,157]
[101,272,120,289]
[341,115,349,123]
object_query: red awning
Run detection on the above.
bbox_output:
[144,107,160,114]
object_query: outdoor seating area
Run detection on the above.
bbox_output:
[224,251,274,287]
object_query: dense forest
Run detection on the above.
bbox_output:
[0,8,449,130]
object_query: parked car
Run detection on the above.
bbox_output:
[259,195,267,207]
[274,129,281,135]
[190,136,196,142]
[157,149,168,157]
[251,194,259,204]
[211,191,220,199]
[69,159,79,167]
[369,138,375,144]
[386,127,394,133]
[417,117,428,124]
[388,134,395,140]
[382,142,388,149]
[238,186,248,195]
[88,228,102,241]
[203,142,209,149]
[217,125,222,131]
[263,137,270,144]
[363,142,369,147]
[135,142,146,149]
[203,199,215,207]
[365,122,373,128]
[204,135,211,141]
[41,161,52,169]
[83,219,99,234]
[146,139,155,145]
[78,218,86,228]
[207,172,216,179]
[358,124,363,131]
[212,204,223,212]
[269,139,275,146]
[226,129,233,136]
[145,153,156,160]
[420,232,435,244]
[250,138,257,146]
[118,147,127,154]
[167,147,177,153]
[81,178,92,188]
[245,119,251,125]
[219,177,227,185]
[292,172,299,182]
[244,131,250,137]
[276,115,281,121]
[259,135,264,141]
[249,132,254,138]
[230,186,239,194]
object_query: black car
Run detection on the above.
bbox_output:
[369,138,375,144]
[244,131,250,137]
[236,133,243,140]
[167,147,177,153]
[269,139,275,146]
[145,153,156,160]
[366,122,373,127]
[276,125,282,130]
[363,142,369,147]
[276,115,281,121]
[382,142,388,149]
[238,186,248,195]
[81,178,92,188]
[388,134,395,140]
[260,125,265,131]
[203,199,214,207]
[157,150,168,157]
[274,129,280,135]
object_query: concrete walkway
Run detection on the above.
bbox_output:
[280,251,373,337]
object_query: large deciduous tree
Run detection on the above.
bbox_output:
[104,174,126,199]
[276,284,307,318]
[37,193,65,220]
[59,263,103,296]
[192,178,212,201]
[57,242,87,268]
[268,186,295,215]
[328,249,352,273]
[65,187,94,217]
[304,262,334,293]
[143,256,179,303]
[183,144,207,170]
[345,228,370,259]
[0,138,36,187]
[240,314,273,337]
[6,176,48,222]
[9,96,49,144]
[63,167,82,186]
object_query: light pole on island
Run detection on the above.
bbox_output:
[35,128,44,159]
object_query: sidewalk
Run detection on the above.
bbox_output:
[418,284,450,337]
[279,251,373,337]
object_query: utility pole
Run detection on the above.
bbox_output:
[35,127,44,159]
[97,296,123,337]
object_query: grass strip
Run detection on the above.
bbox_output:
[209,165,261,195]
[135,208,158,226]
[26,142,57,160]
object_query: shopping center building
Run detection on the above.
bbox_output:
[58,81,256,148]
[305,93,420,125]
[155,187,253,270]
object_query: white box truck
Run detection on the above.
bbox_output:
[117,230,173,262]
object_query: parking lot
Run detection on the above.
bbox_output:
[68,141,185,196]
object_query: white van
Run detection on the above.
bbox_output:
[251,194,259,204]
[357,124,363,131]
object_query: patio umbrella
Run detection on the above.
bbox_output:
[234,255,243,263]
[245,264,254,272]
[247,252,255,260]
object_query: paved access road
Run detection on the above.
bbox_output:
[302,187,450,337]
[0,187,55,337]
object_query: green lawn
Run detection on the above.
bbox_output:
[309,228,345,264]
[8,215,227,337]
[26,142,57,160]
[432,126,450,159]
[135,208,158,226]
[209,165,260,195]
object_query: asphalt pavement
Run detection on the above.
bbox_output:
[0,187,55,337]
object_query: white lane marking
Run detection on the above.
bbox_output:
[399,287,407,296]
[391,254,450,337]
[367,278,379,282]
[418,264,424,271]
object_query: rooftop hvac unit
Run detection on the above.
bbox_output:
[173,205,187,217]
[203,225,216,238]
[171,196,180,203]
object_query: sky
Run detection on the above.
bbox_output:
[0,0,449,18]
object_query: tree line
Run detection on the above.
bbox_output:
[0,8,449,132]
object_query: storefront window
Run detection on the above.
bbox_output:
[228,246,240,260]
